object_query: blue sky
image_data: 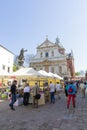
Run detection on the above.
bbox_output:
[0,0,87,72]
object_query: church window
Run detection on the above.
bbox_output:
[2,65,5,70]
[51,51,54,56]
[8,67,10,73]
[51,67,54,73]
[8,58,10,63]
[59,66,62,73]
[40,52,43,57]
[45,52,49,57]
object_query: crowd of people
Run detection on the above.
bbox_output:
[7,79,87,111]
[8,80,63,110]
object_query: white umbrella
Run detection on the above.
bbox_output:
[53,73,63,80]
[38,70,50,77]
[11,67,42,77]
[47,72,55,78]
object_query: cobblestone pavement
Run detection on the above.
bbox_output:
[0,91,87,130]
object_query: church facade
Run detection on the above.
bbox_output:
[29,37,75,79]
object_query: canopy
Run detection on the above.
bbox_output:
[11,67,42,77]
[53,73,63,80]
[38,70,51,77]
[47,72,55,77]
[38,70,63,79]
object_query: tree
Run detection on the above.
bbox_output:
[13,64,18,72]
[75,72,80,76]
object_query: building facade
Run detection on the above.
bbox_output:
[0,45,14,75]
[29,37,75,78]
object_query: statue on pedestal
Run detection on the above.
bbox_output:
[85,71,87,80]
[17,48,27,66]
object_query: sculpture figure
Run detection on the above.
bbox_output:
[17,48,27,66]
[85,71,87,80]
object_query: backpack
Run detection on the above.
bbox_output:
[68,86,73,93]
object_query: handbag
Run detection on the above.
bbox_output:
[35,86,41,99]
[35,94,41,99]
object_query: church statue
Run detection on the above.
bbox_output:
[85,71,87,80]
[17,48,27,66]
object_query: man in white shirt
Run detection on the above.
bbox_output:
[56,82,61,90]
[79,81,86,98]
[55,82,61,99]
[23,83,30,105]
[49,81,55,104]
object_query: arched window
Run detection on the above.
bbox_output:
[40,52,43,57]
[51,67,54,73]
[8,67,10,73]
[59,66,62,73]
[45,52,49,57]
[51,51,54,56]
[2,65,5,70]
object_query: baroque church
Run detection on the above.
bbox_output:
[29,37,75,79]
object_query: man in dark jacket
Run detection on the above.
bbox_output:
[9,80,17,110]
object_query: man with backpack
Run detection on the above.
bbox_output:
[66,81,77,109]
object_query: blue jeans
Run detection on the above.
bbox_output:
[9,94,16,108]
[50,92,55,103]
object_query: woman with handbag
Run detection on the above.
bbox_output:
[32,83,40,108]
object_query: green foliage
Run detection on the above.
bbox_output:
[13,64,18,72]
[75,72,80,76]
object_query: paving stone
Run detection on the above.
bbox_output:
[0,91,87,130]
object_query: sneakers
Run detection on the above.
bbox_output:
[11,107,15,110]
[67,105,69,109]
[9,104,15,110]
[9,104,12,107]
[73,105,76,108]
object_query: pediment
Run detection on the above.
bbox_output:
[37,38,55,49]
[42,59,51,63]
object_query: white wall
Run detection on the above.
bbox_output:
[0,46,14,74]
